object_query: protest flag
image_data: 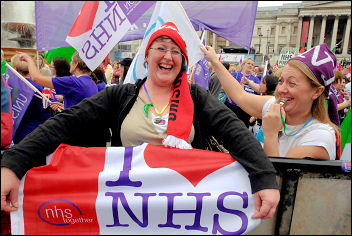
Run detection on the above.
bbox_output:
[1,75,13,148]
[104,53,109,69]
[4,66,34,137]
[124,1,204,84]
[298,47,305,54]
[301,21,309,43]
[11,143,260,235]
[193,31,211,90]
[42,88,58,109]
[338,63,342,72]
[340,109,351,161]
[65,1,155,71]
[273,60,278,71]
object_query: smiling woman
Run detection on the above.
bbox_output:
[202,43,339,160]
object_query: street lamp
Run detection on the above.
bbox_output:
[258,32,263,54]
[266,29,269,56]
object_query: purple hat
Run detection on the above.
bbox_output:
[288,43,339,126]
[289,43,336,89]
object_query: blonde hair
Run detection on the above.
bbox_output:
[34,54,45,69]
[11,54,29,76]
[333,70,344,85]
[240,57,254,72]
[273,67,283,77]
[274,60,339,134]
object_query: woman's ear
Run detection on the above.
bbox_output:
[312,86,325,100]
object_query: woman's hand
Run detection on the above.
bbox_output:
[55,95,64,102]
[252,188,280,219]
[200,45,220,66]
[16,52,33,64]
[262,103,285,136]
[241,76,250,85]
[1,168,20,212]
[342,89,350,101]
[50,102,64,112]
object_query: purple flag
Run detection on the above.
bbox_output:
[4,67,34,137]
[194,57,210,90]
[35,1,257,51]
[193,31,210,90]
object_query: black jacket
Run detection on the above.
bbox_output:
[1,78,278,193]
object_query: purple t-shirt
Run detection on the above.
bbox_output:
[97,81,106,92]
[52,75,98,108]
[227,72,260,106]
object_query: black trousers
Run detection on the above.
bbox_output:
[225,101,251,128]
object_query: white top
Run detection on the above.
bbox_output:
[260,97,336,160]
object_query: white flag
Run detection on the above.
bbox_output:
[124,1,204,84]
[65,1,155,71]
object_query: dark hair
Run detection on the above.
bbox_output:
[263,75,279,95]
[121,64,130,80]
[91,66,105,84]
[222,62,230,70]
[52,57,70,77]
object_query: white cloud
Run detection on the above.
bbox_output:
[258,1,301,7]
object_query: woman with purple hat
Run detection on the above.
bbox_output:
[202,43,340,160]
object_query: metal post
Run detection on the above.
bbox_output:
[258,32,263,54]
[274,169,301,235]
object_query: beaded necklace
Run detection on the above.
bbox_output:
[143,83,170,120]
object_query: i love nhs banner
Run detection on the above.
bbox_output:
[65,1,155,71]
[11,143,259,235]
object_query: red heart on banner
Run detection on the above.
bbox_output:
[68,1,99,37]
[144,145,235,187]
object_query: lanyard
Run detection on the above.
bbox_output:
[280,114,313,137]
[143,83,170,118]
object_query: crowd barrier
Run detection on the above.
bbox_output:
[248,157,351,235]
[1,151,350,235]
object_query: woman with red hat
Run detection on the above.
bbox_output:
[202,43,340,161]
[2,22,279,219]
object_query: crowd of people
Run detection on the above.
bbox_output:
[0,20,351,231]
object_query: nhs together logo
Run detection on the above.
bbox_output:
[38,199,93,226]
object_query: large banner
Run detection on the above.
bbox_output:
[65,1,155,71]
[11,143,260,235]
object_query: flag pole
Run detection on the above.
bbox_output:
[5,63,61,112]
[200,30,205,46]
[36,51,40,70]
[263,60,268,77]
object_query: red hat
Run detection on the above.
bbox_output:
[145,22,188,65]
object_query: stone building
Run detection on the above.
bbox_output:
[217,1,351,64]
[1,1,351,64]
